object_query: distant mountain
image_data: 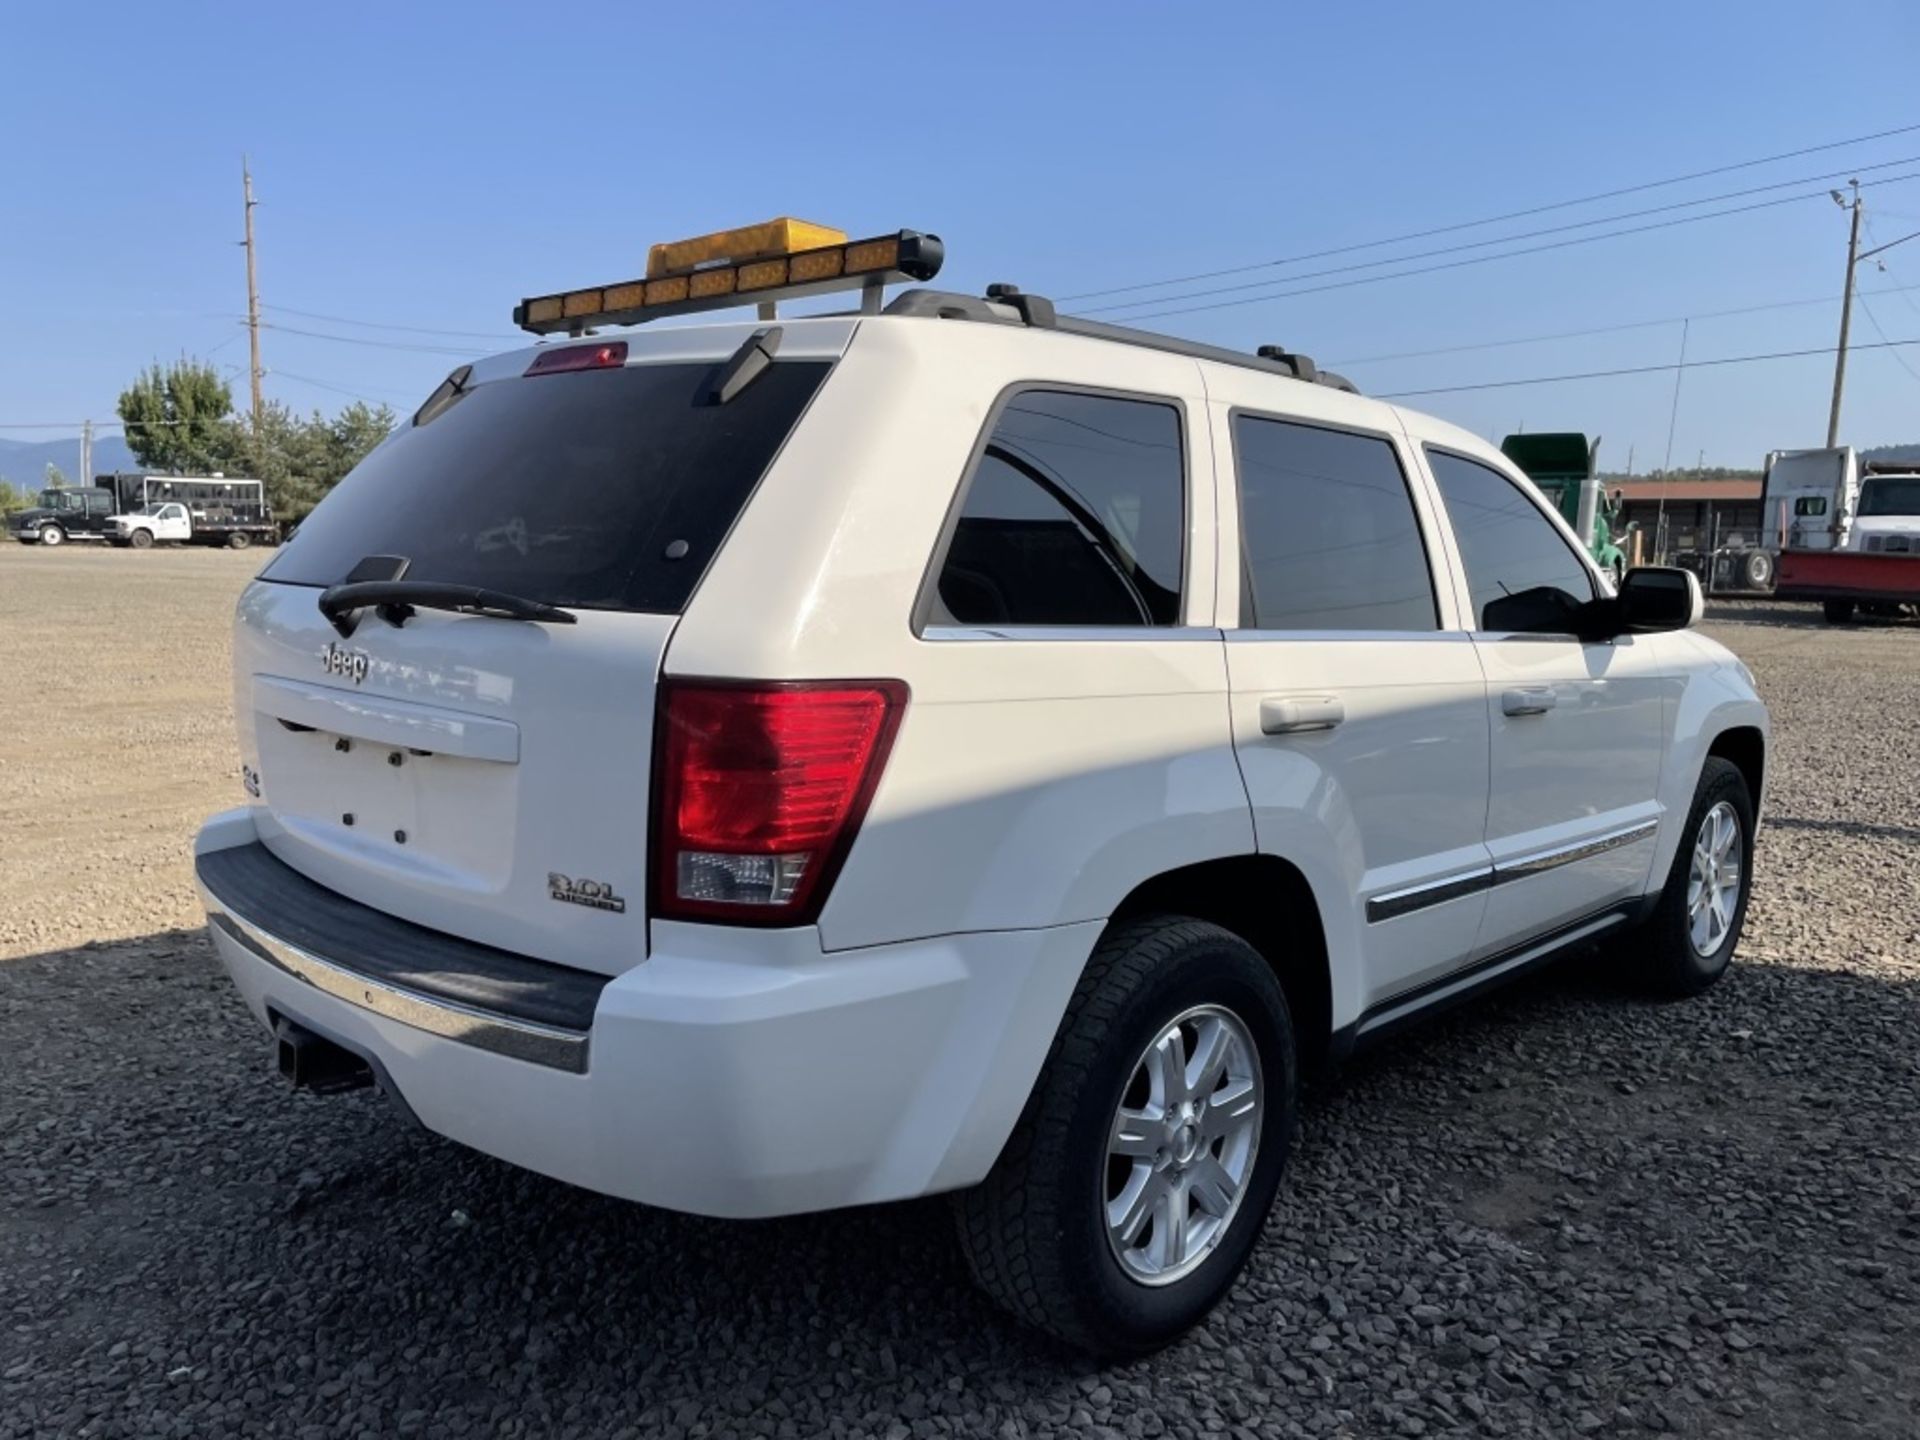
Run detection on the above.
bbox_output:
[0,435,138,488]
[1861,443,1920,466]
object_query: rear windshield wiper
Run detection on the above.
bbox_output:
[318,580,578,637]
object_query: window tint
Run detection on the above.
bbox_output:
[1793,496,1828,517]
[1426,449,1595,633]
[264,360,831,615]
[1233,416,1436,631]
[936,391,1184,626]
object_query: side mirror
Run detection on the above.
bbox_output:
[1613,566,1702,634]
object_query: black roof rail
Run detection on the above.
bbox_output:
[883,288,1359,394]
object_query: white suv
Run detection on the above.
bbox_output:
[195,225,1767,1355]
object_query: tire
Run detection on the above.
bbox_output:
[954,916,1296,1356]
[1630,757,1755,997]
[127,528,154,550]
[39,525,65,547]
[227,530,253,550]
[1823,598,1855,624]
[1743,549,1774,591]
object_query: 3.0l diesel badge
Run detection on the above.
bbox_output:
[320,641,370,685]
[549,873,627,913]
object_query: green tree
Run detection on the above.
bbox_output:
[43,463,67,488]
[116,359,245,475]
[0,479,29,517]
[231,399,396,523]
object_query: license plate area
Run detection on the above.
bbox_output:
[255,717,518,889]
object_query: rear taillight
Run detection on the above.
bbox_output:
[651,680,908,925]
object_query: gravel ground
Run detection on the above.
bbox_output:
[3,548,1918,1439]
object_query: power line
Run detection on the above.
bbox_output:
[1375,334,1920,399]
[262,303,514,342]
[1060,120,1920,302]
[1112,174,1920,323]
[258,321,489,357]
[1325,281,1920,368]
[0,419,193,429]
[271,369,412,405]
[1084,154,1920,318]
[1854,295,1920,387]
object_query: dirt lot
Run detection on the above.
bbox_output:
[3,542,1918,1439]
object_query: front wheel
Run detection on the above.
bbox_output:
[38,525,65,547]
[1630,757,1755,996]
[954,917,1296,1356]
[127,528,154,550]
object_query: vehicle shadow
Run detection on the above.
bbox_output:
[5,926,1919,1438]
[1764,813,1920,844]
[1701,600,1828,630]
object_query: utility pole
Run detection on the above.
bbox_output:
[243,157,263,435]
[1826,181,1863,448]
[79,419,92,487]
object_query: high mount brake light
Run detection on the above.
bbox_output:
[524,341,627,376]
[514,222,942,335]
[651,680,908,926]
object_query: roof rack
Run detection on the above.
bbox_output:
[885,286,1359,394]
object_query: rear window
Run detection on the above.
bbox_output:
[263,359,832,613]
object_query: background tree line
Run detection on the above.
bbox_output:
[115,359,395,525]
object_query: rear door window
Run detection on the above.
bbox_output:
[263,360,832,614]
[1233,415,1437,631]
[934,390,1185,627]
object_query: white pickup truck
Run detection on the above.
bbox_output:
[110,501,274,550]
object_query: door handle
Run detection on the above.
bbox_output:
[1501,687,1558,717]
[1260,695,1345,735]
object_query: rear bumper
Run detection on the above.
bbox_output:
[195,808,1094,1218]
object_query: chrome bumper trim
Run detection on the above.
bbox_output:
[203,897,590,1073]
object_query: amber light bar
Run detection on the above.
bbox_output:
[514,228,944,336]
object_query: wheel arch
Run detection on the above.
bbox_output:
[1707,725,1765,811]
[1108,854,1334,1075]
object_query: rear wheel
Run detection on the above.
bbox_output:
[1823,598,1855,624]
[1743,549,1774,591]
[1630,757,1754,996]
[127,528,154,550]
[227,530,253,550]
[38,525,65,547]
[954,917,1296,1356]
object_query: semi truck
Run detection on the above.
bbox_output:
[1499,432,1630,583]
[1666,447,1865,596]
[1775,467,1920,622]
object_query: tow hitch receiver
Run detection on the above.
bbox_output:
[275,1017,376,1094]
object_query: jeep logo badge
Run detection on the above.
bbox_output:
[321,641,371,685]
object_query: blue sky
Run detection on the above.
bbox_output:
[4,1,1919,471]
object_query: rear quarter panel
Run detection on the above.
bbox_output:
[666,320,1257,951]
